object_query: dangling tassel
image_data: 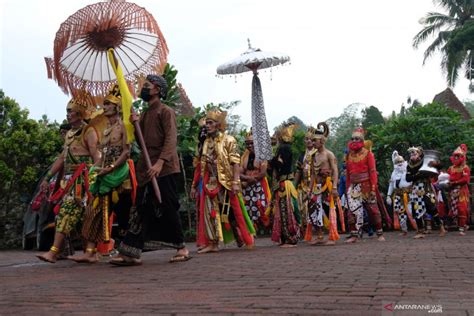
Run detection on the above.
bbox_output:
[102,196,110,242]
[111,190,119,204]
[304,223,313,241]
[327,178,340,242]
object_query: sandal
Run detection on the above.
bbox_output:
[169,254,192,263]
[109,256,142,266]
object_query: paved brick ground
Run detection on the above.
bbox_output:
[1,231,473,315]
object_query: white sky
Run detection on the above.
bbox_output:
[1,0,472,129]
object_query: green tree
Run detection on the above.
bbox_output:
[0,90,63,247]
[413,0,474,86]
[361,105,385,130]
[369,101,474,193]
[326,103,363,164]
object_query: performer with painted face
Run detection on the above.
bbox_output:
[386,151,414,235]
[447,144,471,235]
[345,127,385,243]
[240,129,271,233]
[36,94,100,263]
[268,124,301,247]
[406,146,446,238]
[197,110,255,253]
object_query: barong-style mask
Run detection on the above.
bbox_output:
[392,150,407,173]
[348,127,365,151]
[277,123,298,143]
[205,110,227,132]
[407,146,423,162]
[450,144,467,166]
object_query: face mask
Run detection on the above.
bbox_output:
[140,87,152,102]
[348,141,364,151]
[450,154,465,166]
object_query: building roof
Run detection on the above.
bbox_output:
[433,87,471,120]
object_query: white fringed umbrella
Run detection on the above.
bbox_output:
[217,39,290,161]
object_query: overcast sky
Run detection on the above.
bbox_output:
[1,0,472,129]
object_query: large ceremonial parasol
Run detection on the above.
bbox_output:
[46,0,168,97]
[217,40,290,161]
[47,0,168,202]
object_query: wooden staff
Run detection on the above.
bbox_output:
[131,112,162,203]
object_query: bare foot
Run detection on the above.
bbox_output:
[36,251,57,263]
[459,231,466,236]
[413,233,425,239]
[68,253,99,263]
[439,228,447,237]
[279,243,297,248]
[377,235,386,242]
[245,244,255,250]
[197,245,219,254]
[345,237,358,244]
[399,232,408,236]
[324,240,336,246]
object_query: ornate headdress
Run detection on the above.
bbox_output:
[314,122,329,140]
[453,144,467,156]
[278,123,298,143]
[104,84,121,106]
[205,110,227,131]
[66,89,96,120]
[351,127,365,141]
[407,146,423,156]
[392,150,405,164]
[305,126,317,139]
[245,128,253,142]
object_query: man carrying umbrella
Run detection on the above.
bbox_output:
[110,75,190,265]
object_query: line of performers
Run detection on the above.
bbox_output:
[192,113,471,252]
[34,84,471,264]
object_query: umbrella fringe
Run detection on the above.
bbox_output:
[49,1,169,97]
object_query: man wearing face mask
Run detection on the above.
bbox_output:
[446,144,471,236]
[345,127,385,243]
[110,74,190,265]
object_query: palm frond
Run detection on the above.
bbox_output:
[413,13,454,48]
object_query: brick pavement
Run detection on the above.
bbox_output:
[0,231,473,315]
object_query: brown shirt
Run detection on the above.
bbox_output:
[136,102,180,185]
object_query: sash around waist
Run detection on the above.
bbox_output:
[350,172,369,183]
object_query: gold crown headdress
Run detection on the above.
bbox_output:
[453,144,467,156]
[407,146,423,155]
[278,123,298,143]
[104,84,121,105]
[66,89,96,120]
[205,110,227,131]
[305,126,317,139]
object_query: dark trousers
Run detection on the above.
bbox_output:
[119,174,185,259]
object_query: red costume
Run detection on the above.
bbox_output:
[447,144,471,234]
[345,128,383,238]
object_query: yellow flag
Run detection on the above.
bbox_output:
[107,48,135,143]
